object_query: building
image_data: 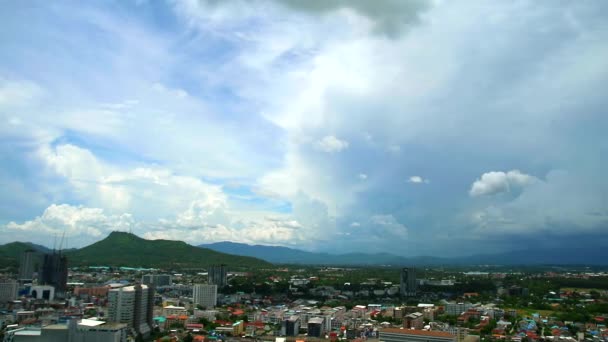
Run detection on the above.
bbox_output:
[445,303,474,316]
[19,249,36,281]
[0,281,19,304]
[208,264,227,288]
[30,285,55,301]
[215,320,244,336]
[141,274,172,287]
[74,286,110,298]
[404,312,424,330]
[39,252,68,297]
[400,267,417,297]
[380,328,456,342]
[6,318,128,342]
[107,284,153,338]
[307,317,325,338]
[163,305,188,316]
[193,284,217,309]
[282,315,300,336]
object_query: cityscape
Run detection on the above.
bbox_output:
[1,0,608,342]
[0,232,607,341]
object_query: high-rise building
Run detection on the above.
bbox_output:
[282,315,300,336]
[307,317,325,338]
[0,281,19,303]
[208,264,227,288]
[141,274,172,287]
[193,284,217,309]
[39,252,68,297]
[108,284,153,338]
[400,267,417,297]
[18,249,36,281]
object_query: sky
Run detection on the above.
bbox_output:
[1,0,607,257]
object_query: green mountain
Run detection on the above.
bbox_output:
[0,241,46,270]
[65,231,270,269]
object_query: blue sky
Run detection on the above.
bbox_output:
[1,0,607,256]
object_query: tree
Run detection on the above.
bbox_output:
[183,333,194,342]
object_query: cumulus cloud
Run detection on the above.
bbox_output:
[5,204,133,246]
[2,1,608,254]
[469,170,537,197]
[315,135,349,153]
[470,170,608,236]
[358,173,368,180]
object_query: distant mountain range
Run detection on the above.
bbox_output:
[2,233,605,271]
[200,241,608,266]
[0,232,270,270]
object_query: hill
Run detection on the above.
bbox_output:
[0,241,50,270]
[200,241,608,266]
[65,232,270,269]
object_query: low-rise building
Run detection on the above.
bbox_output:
[380,328,456,342]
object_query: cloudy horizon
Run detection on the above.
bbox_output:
[1,0,607,257]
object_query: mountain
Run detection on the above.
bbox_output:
[199,241,440,265]
[200,241,608,266]
[0,241,49,270]
[65,232,270,269]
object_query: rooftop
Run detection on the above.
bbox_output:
[381,328,455,338]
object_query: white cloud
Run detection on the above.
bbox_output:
[470,170,608,235]
[469,170,537,197]
[315,135,349,153]
[5,204,133,245]
[0,78,43,107]
[350,221,360,227]
[369,214,408,238]
[408,176,429,184]
[358,173,368,180]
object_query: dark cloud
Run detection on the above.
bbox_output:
[276,0,430,37]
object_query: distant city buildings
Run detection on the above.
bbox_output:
[107,284,154,338]
[142,274,172,287]
[39,251,68,297]
[400,267,417,297]
[193,284,217,309]
[208,264,227,287]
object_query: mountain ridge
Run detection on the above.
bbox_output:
[199,241,608,266]
[0,232,270,270]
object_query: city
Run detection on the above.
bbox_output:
[1,1,608,342]
[0,233,607,342]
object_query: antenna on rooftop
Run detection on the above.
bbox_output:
[53,234,57,251]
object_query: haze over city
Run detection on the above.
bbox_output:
[1,0,607,257]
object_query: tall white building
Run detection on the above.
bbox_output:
[193,284,217,309]
[107,284,153,337]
